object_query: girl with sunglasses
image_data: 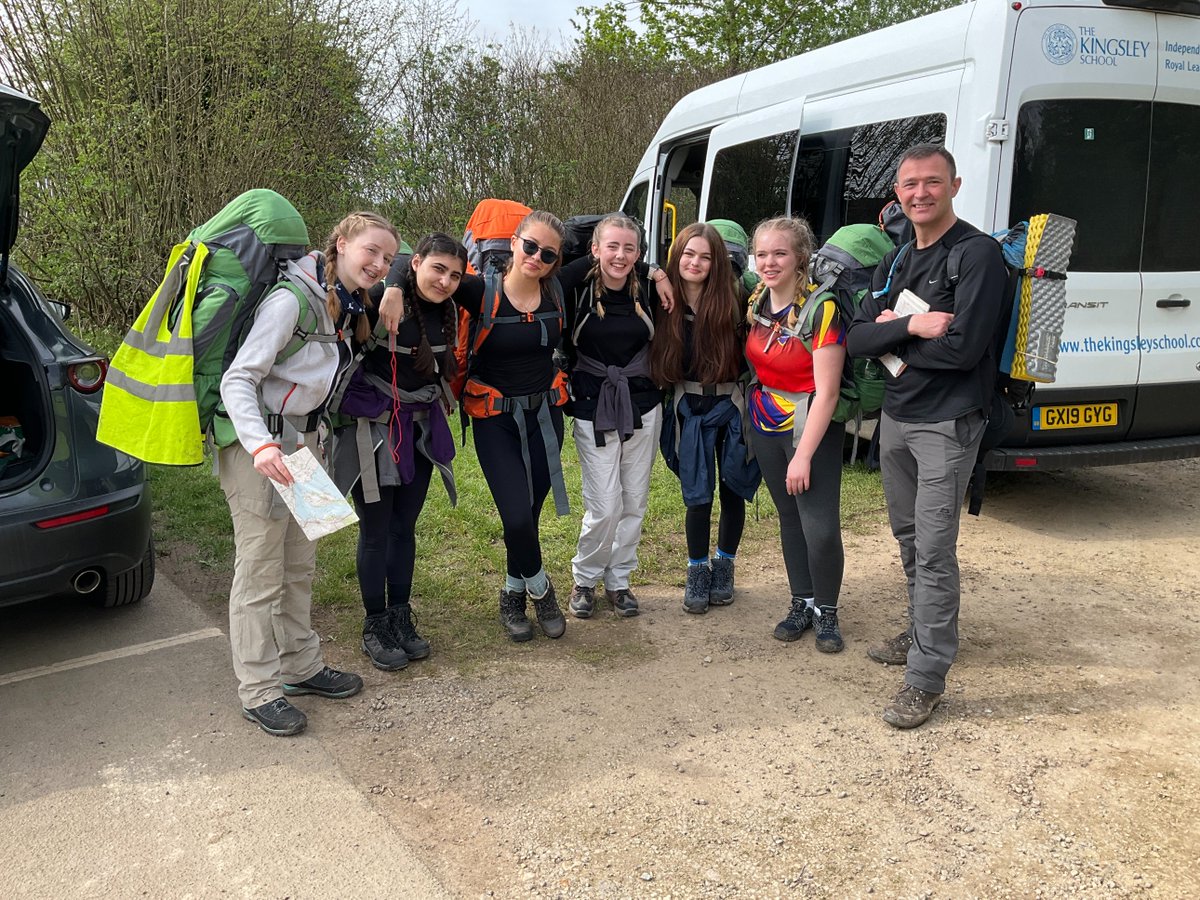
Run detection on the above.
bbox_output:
[558,214,669,619]
[379,211,570,644]
[331,233,469,672]
[651,222,760,615]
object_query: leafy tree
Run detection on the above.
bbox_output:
[0,0,396,326]
[575,0,961,75]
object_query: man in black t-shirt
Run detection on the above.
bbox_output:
[846,144,1007,729]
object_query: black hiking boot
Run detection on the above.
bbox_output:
[389,603,431,660]
[867,630,913,666]
[773,596,813,642]
[531,579,567,639]
[362,611,409,671]
[499,588,534,643]
[682,563,711,614]
[606,588,640,618]
[813,605,844,653]
[283,666,364,699]
[242,697,307,737]
[709,556,735,605]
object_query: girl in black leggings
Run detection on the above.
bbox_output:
[333,233,468,671]
[460,210,569,642]
[651,222,760,615]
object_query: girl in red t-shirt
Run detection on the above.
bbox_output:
[745,217,848,653]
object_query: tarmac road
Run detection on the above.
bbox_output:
[0,572,449,899]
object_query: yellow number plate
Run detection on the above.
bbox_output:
[1032,403,1118,431]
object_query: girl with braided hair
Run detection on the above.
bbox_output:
[331,233,469,672]
[557,214,669,619]
[219,210,398,736]
[744,216,847,653]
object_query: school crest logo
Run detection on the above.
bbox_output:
[1043,24,1076,65]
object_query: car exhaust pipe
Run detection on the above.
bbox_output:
[72,569,102,595]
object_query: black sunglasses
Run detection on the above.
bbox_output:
[520,237,559,265]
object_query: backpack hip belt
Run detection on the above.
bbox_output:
[671,380,747,464]
[465,373,570,517]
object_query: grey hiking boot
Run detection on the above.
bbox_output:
[499,588,534,643]
[813,605,844,653]
[709,556,735,605]
[682,563,711,614]
[389,603,430,660]
[362,611,409,671]
[606,588,640,618]
[868,630,913,666]
[882,683,943,729]
[773,596,813,642]
[242,697,307,737]
[283,666,364,699]
[531,579,567,639]
[569,583,597,619]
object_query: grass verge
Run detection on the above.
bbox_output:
[149,429,886,670]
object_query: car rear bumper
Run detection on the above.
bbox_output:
[985,434,1200,472]
[0,481,152,607]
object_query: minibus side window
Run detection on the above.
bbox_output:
[1010,99,1149,272]
[791,113,945,246]
[623,181,650,225]
[659,142,707,260]
[707,130,799,230]
[1144,102,1200,272]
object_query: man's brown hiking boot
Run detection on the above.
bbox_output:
[882,684,943,729]
[867,630,913,666]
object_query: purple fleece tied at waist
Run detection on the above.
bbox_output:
[389,400,454,483]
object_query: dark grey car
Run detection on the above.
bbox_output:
[0,84,154,608]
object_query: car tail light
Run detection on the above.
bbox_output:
[67,357,108,393]
[34,505,111,529]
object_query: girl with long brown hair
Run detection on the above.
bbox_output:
[651,222,760,615]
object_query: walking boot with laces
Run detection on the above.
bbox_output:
[682,563,711,614]
[499,588,534,642]
[867,630,913,666]
[389,603,431,660]
[362,611,409,671]
[531,578,567,639]
[709,556,735,605]
[568,583,596,619]
[283,665,364,699]
[882,683,943,729]
[243,697,307,737]
[773,596,813,642]
[606,587,640,618]
[813,605,844,653]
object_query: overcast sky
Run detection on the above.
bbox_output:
[462,0,588,44]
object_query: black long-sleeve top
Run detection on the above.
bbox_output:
[846,218,1007,423]
[558,256,662,421]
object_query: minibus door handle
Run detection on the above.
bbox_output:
[1155,295,1191,309]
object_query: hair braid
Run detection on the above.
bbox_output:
[439,298,458,381]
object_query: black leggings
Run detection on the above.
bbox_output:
[685,479,746,560]
[749,424,844,606]
[351,453,433,615]
[473,406,564,578]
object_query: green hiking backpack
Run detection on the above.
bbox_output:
[99,189,332,464]
[802,224,897,423]
[707,218,759,296]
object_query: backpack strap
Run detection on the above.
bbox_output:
[870,242,912,302]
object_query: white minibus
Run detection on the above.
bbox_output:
[621,0,1200,469]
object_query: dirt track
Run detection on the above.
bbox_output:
[309,459,1199,897]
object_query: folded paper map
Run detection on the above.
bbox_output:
[271,446,358,541]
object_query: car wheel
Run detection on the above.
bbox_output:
[100,538,156,608]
